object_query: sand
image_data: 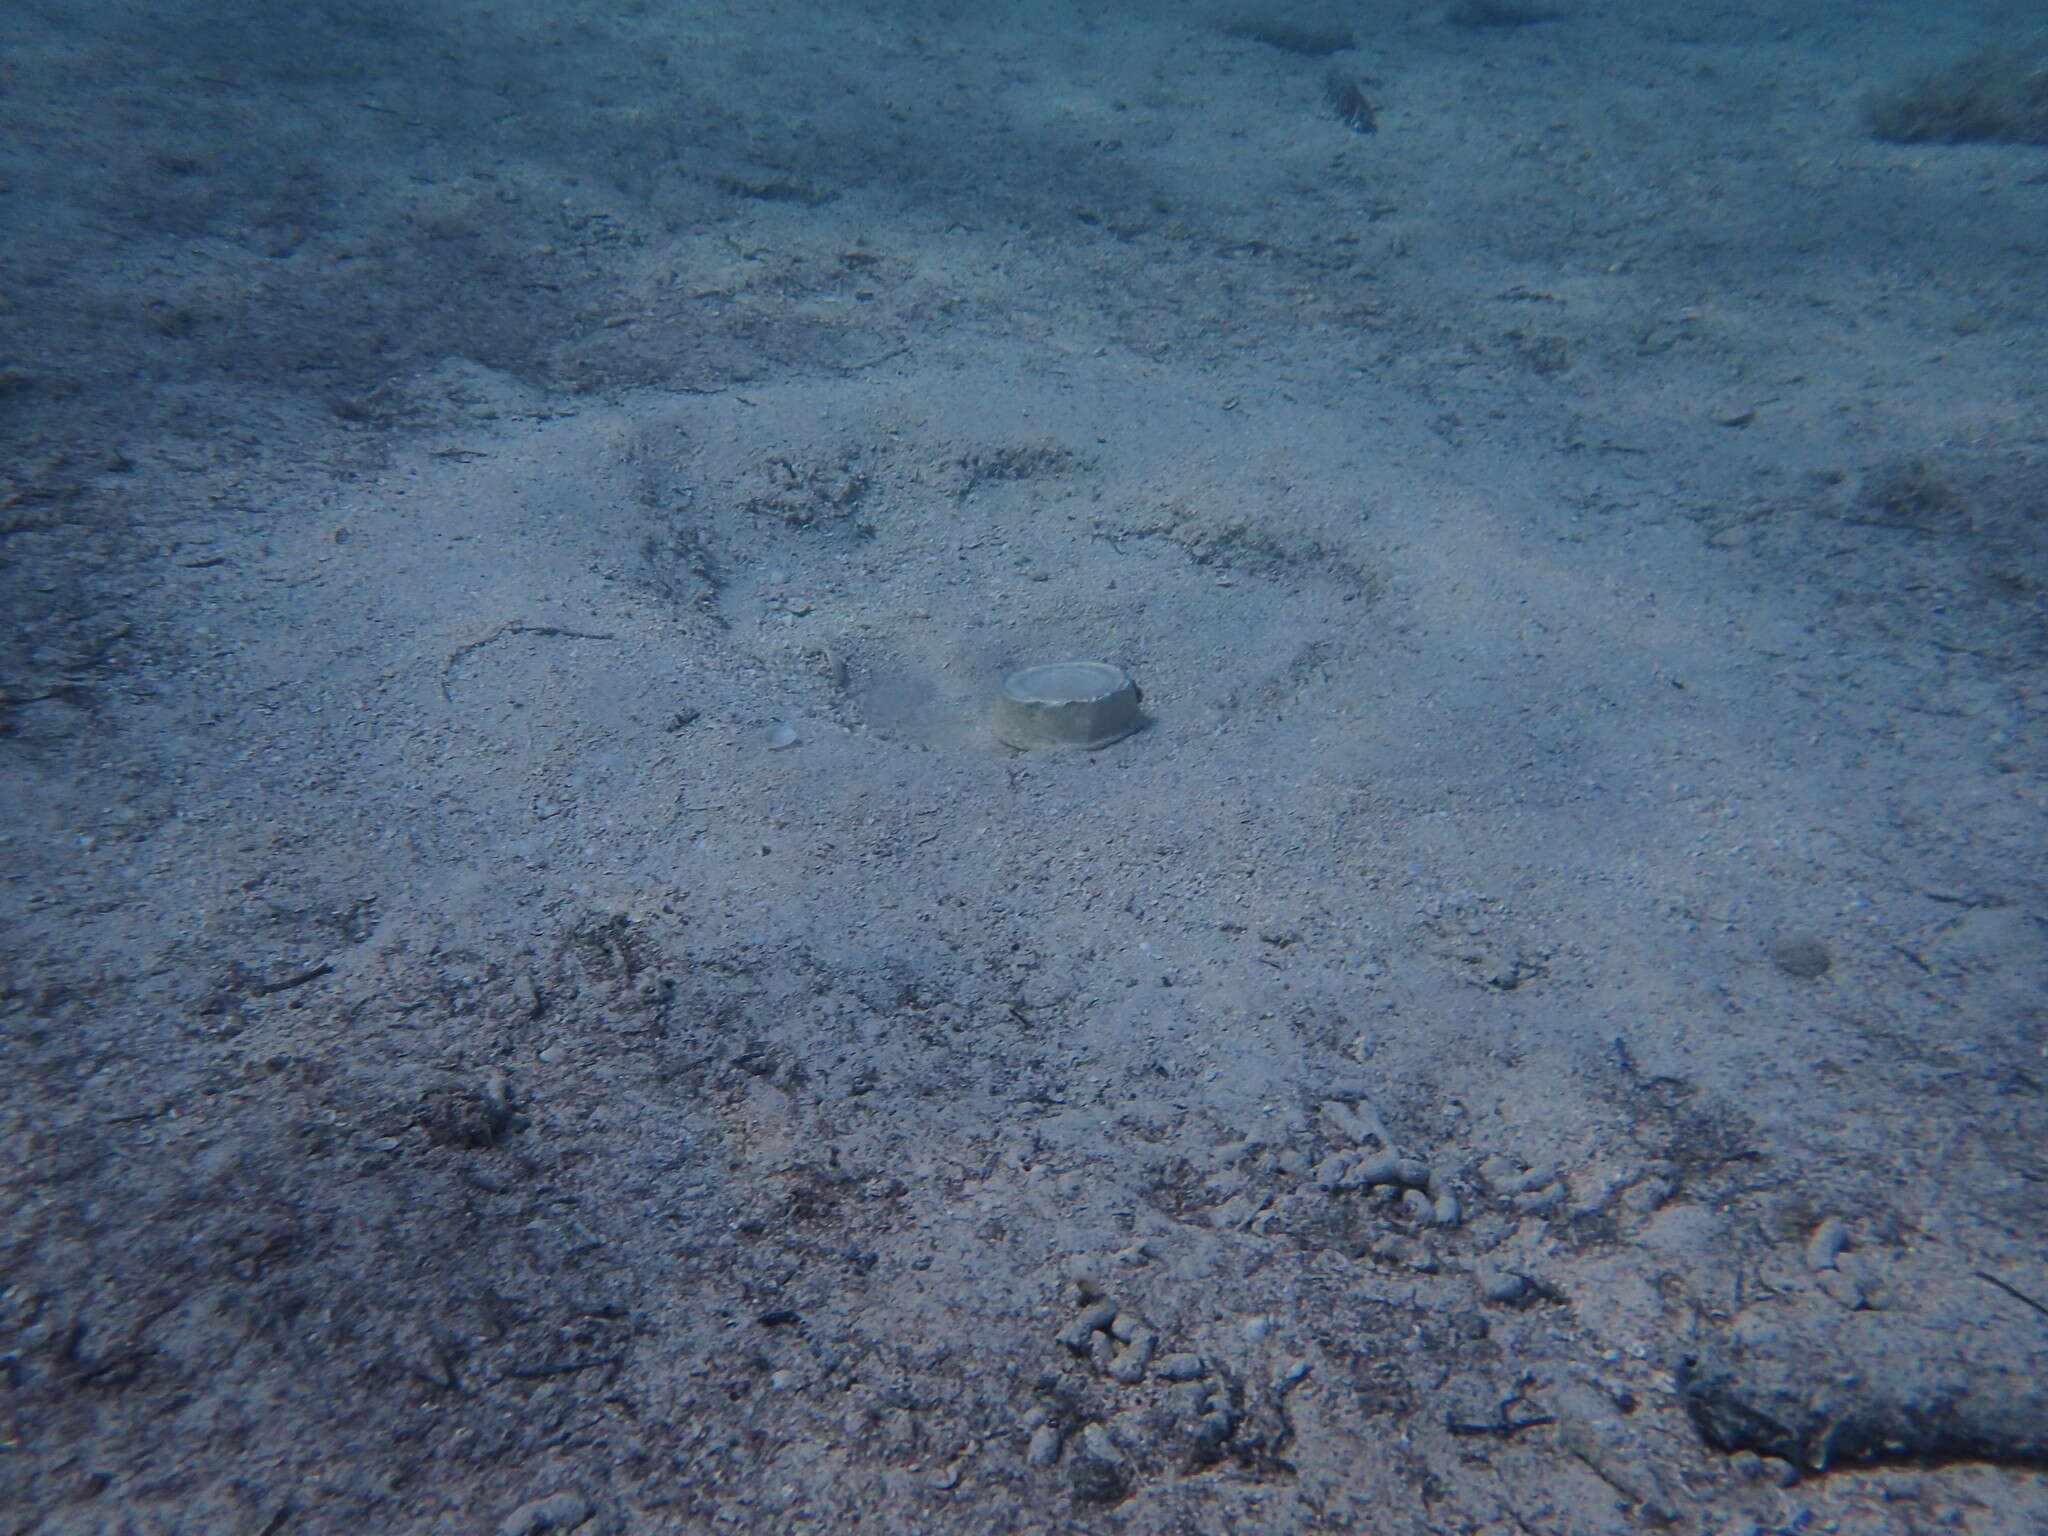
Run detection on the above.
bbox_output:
[3,2,2045,1532]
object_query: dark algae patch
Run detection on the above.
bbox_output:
[1323,67,1378,134]
[1868,47,2048,144]
[1220,14,1356,56]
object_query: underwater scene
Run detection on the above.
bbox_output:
[3,2,2045,1531]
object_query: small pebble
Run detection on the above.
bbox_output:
[1078,1423,1120,1462]
[1348,1150,1403,1186]
[1804,1216,1849,1272]
[1109,1312,1142,1343]
[1818,1267,1870,1311]
[1319,1100,1376,1143]
[1210,1192,1258,1229]
[513,971,544,1018]
[1619,1176,1673,1215]
[1055,1300,1119,1353]
[1478,1268,1529,1305]
[460,1161,515,1194]
[1480,1155,1554,1197]
[498,1492,592,1536]
[764,723,801,751]
[1368,1233,1433,1269]
[1068,1453,1126,1505]
[1108,1335,1154,1384]
[1314,1152,1355,1190]
[1432,1191,1463,1227]
[1767,932,1832,979]
[1155,1352,1207,1381]
[1399,1187,1436,1224]
[1026,1424,1064,1468]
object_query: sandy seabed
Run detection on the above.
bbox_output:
[3,2,2046,1533]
